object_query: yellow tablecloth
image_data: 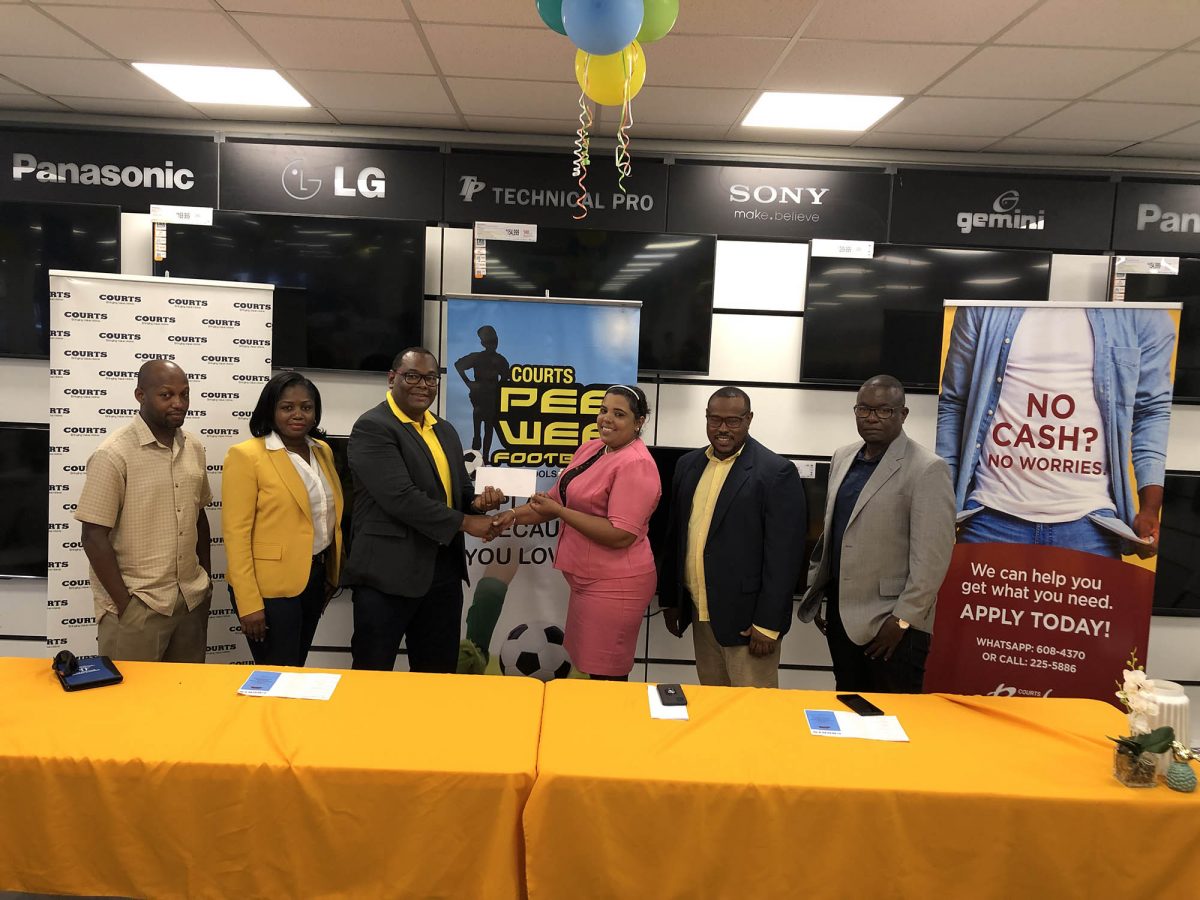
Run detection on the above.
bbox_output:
[524,682,1200,899]
[0,658,543,900]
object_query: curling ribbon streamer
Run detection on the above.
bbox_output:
[614,48,634,193]
[572,55,593,221]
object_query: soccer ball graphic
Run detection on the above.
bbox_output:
[463,449,483,476]
[498,621,572,681]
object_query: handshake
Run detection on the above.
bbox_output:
[461,487,563,542]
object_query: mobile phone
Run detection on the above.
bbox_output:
[837,693,884,716]
[656,683,688,706]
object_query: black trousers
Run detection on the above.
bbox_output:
[231,556,327,668]
[825,592,930,694]
[350,549,464,673]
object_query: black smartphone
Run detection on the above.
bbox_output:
[656,683,688,706]
[837,693,884,716]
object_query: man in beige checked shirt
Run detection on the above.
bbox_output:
[76,360,213,662]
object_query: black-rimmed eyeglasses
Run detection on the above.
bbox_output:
[853,405,896,419]
[705,414,750,429]
[397,371,441,387]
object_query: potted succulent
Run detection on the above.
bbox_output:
[1109,726,1175,787]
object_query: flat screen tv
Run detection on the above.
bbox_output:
[154,211,425,372]
[1123,258,1200,402]
[473,228,716,374]
[1152,472,1200,616]
[801,246,1052,389]
[0,423,50,578]
[0,201,121,359]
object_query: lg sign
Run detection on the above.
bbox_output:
[282,158,385,201]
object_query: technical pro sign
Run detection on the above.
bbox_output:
[889,171,1116,251]
[665,164,890,240]
[219,140,443,220]
[0,130,217,210]
[1113,181,1200,253]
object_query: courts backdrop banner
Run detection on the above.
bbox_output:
[47,271,273,660]
[924,300,1181,704]
[444,294,640,673]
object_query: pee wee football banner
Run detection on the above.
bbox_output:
[925,300,1181,704]
[47,271,273,660]
[445,294,640,674]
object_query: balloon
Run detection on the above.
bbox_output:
[575,41,646,107]
[536,0,566,35]
[562,0,643,57]
[636,0,678,43]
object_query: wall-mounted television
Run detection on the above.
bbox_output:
[0,423,49,578]
[0,201,121,359]
[153,211,425,372]
[801,246,1052,389]
[1123,258,1200,403]
[1153,472,1200,617]
[473,228,716,374]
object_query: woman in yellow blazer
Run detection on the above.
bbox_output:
[223,372,344,666]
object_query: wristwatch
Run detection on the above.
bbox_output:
[894,616,911,630]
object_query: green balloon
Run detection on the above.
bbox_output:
[636,0,678,43]
[537,0,567,35]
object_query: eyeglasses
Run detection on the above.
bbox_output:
[397,371,441,387]
[705,414,750,429]
[853,405,896,420]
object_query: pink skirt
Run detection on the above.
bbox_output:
[562,570,657,677]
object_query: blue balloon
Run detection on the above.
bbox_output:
[562,0,643,57]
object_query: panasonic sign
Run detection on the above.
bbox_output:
[12,153,195,190]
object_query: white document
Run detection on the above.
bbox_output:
[793,460,817,479]
[238,671,341,701]
[805,709,909,742]
[647,683,689,720]
[475,466,538,498]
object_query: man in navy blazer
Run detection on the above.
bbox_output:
[344,347,501,673]
[658,387,806,688]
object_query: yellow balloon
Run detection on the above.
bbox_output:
[574,41,646,107]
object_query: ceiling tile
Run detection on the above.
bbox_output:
[986,137,1134,155]
[423,24,573,81]
[233,15,433,74]
[675,0,822,37]
[1092,53,1200,105]
[1115,141,1200,160]
[930,46,1158,99]
[855,132,998,151]
[635,123,731,140]
[876,97,1066,135]
[0,75,33,94]
[43,7,270,66]
[726,125,860,146]
[289,70,453,113]
[804,0,1039,43]
[768,40,972,94]
[408,0,539,27]
[37,0,210,7]
[0,94,70,112]
[218,0,407,18]
[0,7,106,57]
[59,96,203,118]
[447,77,580,118]
[463,115,581,135]
[997,0,1200,49]
[1155,119,1200,143]
[201,104,339,123]
[331,109,464,128]
[0,57,176,100]
[645,35,788,89]
[632,85,754,126]
[1017,101,1200,141]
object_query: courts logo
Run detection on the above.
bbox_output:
[168,335,207,344]
[50,407,71,416]
[282,157,385,201]
[207,643,236,653]
[207,499,222,509]
[48,522,69,531]
[63,426,106,435]
[135,352,175,361]
[50,366,71,375]
[99,407,140,417]
[99,332,141,342]
[65,311,107,321]
[49,290,71,300]
[233,338,270,347]
[50,332,70,341]
[49,484,71,492]
[61,579,90,589]
[50,446,70,455]
[168,298,208,307]
[65,350,107,359]
[201,355,239,365]
[100,294,141,304]
[99,369,139,379]
[11,154,195,190]
[234,374,268,383]
[206,463,223,473]
[135,315,176,325]
[201,392,238,401]
[988,683,1054,698]
[201,318,240,328]
[209,606,233,618]
[202,427,240,436]
[61,616,98,627]
[234,302,271,311]
[956,189,1045,234]
[64,388,107,397]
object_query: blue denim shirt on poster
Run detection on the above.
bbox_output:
[936,303,1176,530]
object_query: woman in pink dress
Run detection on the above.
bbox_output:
[495,385,661,679]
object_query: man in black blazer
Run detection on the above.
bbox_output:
[345,347,501,672]
[658,387,806,688]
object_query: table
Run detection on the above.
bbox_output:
[523,682,1200,899]
[0,658,543,900]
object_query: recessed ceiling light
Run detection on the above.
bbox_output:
[132,63,310,107]
[742,92,902,131]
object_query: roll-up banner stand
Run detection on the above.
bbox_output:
[48,271,273,660]
[444,293,641,674]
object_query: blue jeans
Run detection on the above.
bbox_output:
[958,505,1123,558]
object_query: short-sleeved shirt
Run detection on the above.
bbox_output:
[550,437,661,579]
[74,415,212,619]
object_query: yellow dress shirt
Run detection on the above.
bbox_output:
[684,445,779,640]
[386,392,453,507]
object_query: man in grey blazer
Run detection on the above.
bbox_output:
[345,347,502,673]
[799,375,955,693]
